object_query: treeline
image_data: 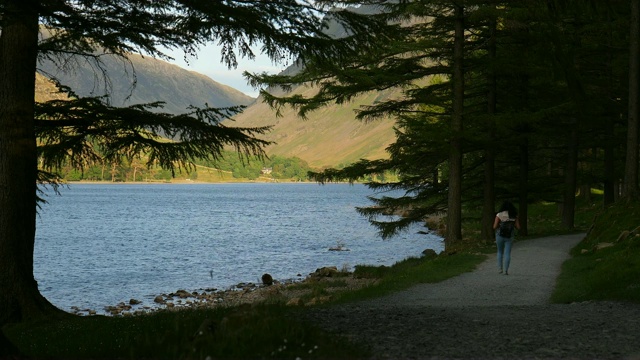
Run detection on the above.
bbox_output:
[195,153,312,181]
[55,151,314,182]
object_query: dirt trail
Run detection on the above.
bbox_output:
[303,234,640,359]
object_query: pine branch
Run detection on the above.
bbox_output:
[35,95,272,176]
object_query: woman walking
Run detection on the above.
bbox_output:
[493,201,520,275]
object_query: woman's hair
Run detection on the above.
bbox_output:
[498,201,518,218]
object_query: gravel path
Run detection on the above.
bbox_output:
[303,234,640,359]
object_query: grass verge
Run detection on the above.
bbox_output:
[551,199,640,304]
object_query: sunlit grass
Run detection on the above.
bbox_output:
[334,253,485,304]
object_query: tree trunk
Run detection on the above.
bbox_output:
[0,1,64,326]
[624,0,640,199]
[561,124,579,229]
[604,120,616,206]
[518,138,529,236]
[446,3,464,245]
[481,12,497,242]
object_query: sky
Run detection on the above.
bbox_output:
[162,44,289,98]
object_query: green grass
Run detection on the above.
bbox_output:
[335,253,485,303]
[5,305,368,359]
[457,193,640,305]
[551,199,640,304]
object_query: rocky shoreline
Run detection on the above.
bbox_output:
[70,266,376,317]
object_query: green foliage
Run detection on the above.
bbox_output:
[196,153,313,181]
[51,146,314,182]
[250,0,636,245]
[35,93,274,185]
[552,199,640,304]
[32,0,379,186]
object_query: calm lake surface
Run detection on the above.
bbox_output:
[35,183,443,312]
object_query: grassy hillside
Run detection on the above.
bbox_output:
[35,73,68,102]
[232,85,400,168]
[36,59,399,170]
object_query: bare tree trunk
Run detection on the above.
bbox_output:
[624,0,640,199]
[0,1,64,326]
[481,13,497,242]
[604,120,616,205]
[604,8,616,206]
[562,124,579,229]
[518,139,529,236]
[446,3,465,245]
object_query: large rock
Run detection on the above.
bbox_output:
[261,273,274,286]
[312,266,339,277]
[422,249,438,258]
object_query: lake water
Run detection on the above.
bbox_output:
[34,183,443,313]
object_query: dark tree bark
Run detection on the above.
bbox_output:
[481,13,497,242]
[604,118,616,206]
[446,2,464,245]
[562,124,579,229]
[0,330,21,356]
[624,0,640,199]
[518,138,529,236]
[0,1,66,325]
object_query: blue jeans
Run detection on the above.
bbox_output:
[496,234,513,272]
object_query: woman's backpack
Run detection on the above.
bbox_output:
[498,220,515,237]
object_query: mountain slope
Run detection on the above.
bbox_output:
[231,85,399,168]
[229,4,401,169]
[37,53,254,114]
[35,53,399,169]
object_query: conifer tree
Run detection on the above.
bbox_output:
[250,1,501,243]
[250,0,636,242]
[625,0,640,199]
[0,0,386,327]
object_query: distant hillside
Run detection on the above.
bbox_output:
[35,73,69,102]
[37,53,254,114]
[35,19,399,169]
[34,6,400,169]
[232,87,398,168]
[229,4,400,169]
[33,6,403,169]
